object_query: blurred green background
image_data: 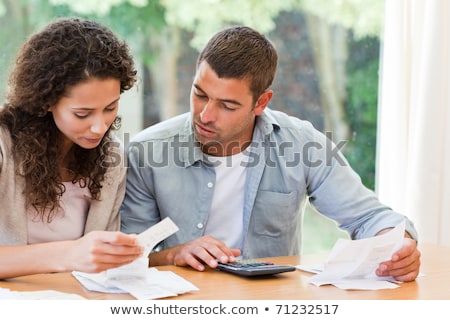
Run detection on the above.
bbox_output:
[0,0,385,254]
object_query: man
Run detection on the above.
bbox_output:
[120,26,420,281]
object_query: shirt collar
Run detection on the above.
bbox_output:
[180,109,281,166]
[255,108,281,137]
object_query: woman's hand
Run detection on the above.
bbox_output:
[67,231,143,273]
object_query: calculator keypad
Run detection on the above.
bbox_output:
[216,259,296,276]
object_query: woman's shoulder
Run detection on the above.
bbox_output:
[0,126,15,180]
[102,133,126,176]
[0,125,13,161]
[0,125,12,140]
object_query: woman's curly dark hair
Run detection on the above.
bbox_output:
[0,17,137,221]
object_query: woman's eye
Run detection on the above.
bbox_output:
[74,113,89,119]
[105,108,116,113]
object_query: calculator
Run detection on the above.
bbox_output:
[216,259,296,277]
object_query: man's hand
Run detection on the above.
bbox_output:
[148,235,241,271]
[376,237,421,281]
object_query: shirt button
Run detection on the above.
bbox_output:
[207,182,214,188]
[197,223,204,229]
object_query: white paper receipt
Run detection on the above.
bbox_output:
[73,218,199,299]
[137,217,179,256]
[304,220,406,290]
[104,217,179,281]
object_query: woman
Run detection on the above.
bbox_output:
[0,17,143,279]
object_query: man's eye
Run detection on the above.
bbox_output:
[195,92,207,99]
[223,104,235,111]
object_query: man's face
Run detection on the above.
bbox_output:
[190,61,268,156]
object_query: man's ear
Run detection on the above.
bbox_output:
[254,90,273,116]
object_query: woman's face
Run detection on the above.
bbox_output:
[49,77,121,151]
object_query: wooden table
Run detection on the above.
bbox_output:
[1,243,449,299]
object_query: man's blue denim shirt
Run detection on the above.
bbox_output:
[120,108,418,258]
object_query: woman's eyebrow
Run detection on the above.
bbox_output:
[71,98,120,110]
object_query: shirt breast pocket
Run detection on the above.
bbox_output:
[251,190,301,237]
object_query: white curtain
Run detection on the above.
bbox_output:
[376,0,450,245]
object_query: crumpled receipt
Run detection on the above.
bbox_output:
[298,220,406,290]
[73,217,199,299]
